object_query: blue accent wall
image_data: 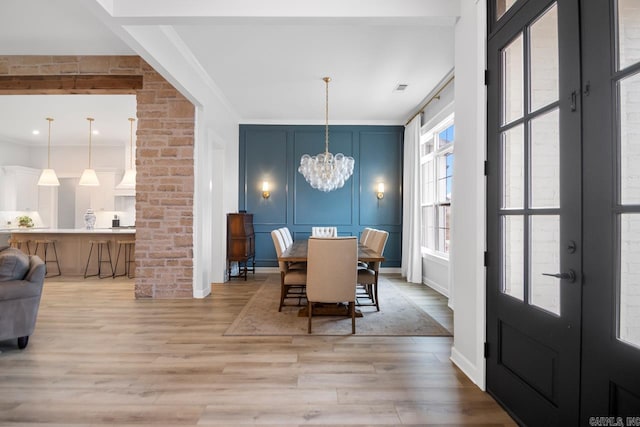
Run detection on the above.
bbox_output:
[239,124,403,267]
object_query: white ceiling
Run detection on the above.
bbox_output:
[0,0,458,145]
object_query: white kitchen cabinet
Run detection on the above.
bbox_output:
[90,171,115,212]
[0,166,40,211]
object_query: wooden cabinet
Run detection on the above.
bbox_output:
[227,212,255,280]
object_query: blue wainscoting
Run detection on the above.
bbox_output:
[239,124,403,267]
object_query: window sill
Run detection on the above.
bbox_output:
[421,251,449,266]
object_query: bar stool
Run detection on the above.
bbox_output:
[8,237,31,255]
[84,240,113,279]
[33,239,61,277]
[113,240,135,279]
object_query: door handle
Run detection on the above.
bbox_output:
[542,269,576,282]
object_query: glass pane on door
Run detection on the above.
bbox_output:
[502,125,525,209]
[530,215,560,315]
[618,0,640,71]
[502,34,524,125]
[619,72,640,204]
[502,215,524,301]
[531,109,560,208]
[496,0,518,21]
[530,4,559,112]
[620,214,640,348]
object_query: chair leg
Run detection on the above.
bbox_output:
[100,242,113,279]
[350,301,356,334]
[113,243,122,278]
[50,242,61,277]
[374,282,380,312]
[279,286,286,312]
[307,301,313,334]
[84,243,94,278]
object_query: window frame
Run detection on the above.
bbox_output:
[420,113,455,259]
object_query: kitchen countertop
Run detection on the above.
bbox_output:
[2,228,135,234]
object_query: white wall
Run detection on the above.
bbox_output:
[450,0,487,389]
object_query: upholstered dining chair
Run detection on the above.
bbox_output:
[306,236,358,334]
[357,229,389,311]
[280,227,294,247]
[359,227,373,246]
[276,228,305,271]
[358,227,375,268]
[271,230,307,311]
[311,226,337,237]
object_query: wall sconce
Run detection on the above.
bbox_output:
[377,182,385,200]
[262,181,270,199]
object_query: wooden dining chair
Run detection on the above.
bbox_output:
[271,229,307,311]
[306,236,358,334]
[357,229,389,311]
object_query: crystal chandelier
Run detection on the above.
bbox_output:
[298,77,354,192]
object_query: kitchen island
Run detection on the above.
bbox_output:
[7,228,135,277]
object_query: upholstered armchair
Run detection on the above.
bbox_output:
[0,247,46,349]
[306,236,358,334]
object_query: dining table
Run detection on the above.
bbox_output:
[277,238,384,317]
[278,239,385,264]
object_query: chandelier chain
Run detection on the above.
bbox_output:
[324,77,330,155]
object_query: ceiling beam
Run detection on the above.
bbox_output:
[0,75,143,94]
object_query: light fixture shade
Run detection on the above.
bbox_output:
[37,168,60,186]
[116,169,136,189]
[39,117,59,186]
[79,168,100,186]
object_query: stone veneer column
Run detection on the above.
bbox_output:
[0,56,195,298]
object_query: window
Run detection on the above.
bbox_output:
[420,115,454,257]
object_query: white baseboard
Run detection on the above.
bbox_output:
[193,287,211,299]
[380,267,401,274]
[423,277,449,298]
[450,346,485,391]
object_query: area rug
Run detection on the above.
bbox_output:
[224,276,452,336]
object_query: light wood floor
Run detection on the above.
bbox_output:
[0,273,515,426]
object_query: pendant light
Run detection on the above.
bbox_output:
[37,117,60,186]
[298,77,355,192]
[116,117,136,190]
[79,117,100,186]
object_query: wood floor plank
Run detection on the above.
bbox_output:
[0,274,514,425]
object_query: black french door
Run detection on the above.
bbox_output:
[487,0,640,424]
[486,0,582,425]
[581,0,640,421]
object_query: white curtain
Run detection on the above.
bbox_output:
[401,115,422,283]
